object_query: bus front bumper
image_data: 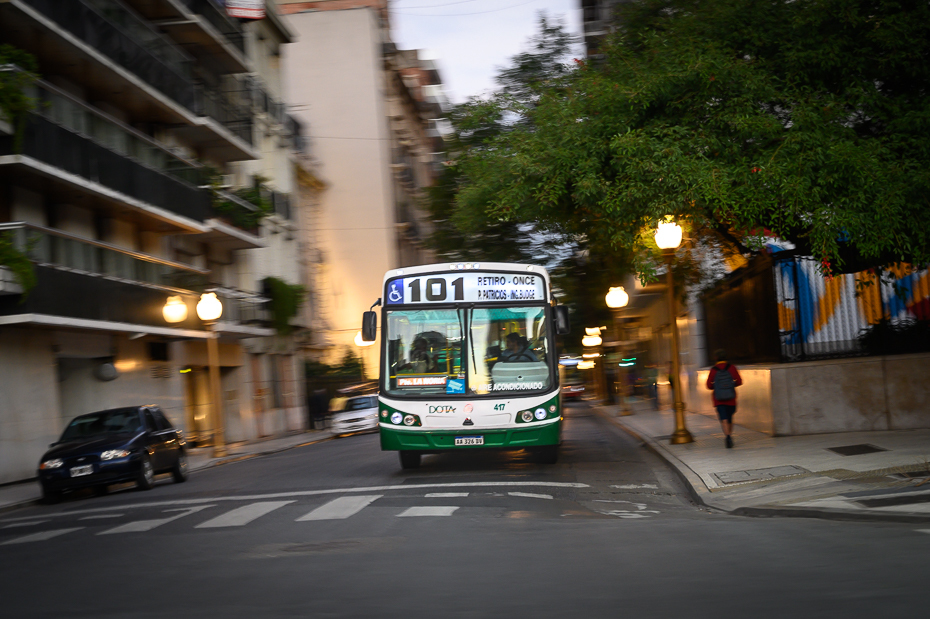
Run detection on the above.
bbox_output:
[379,420,561,452]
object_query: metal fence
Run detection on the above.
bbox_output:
[772,254,930,361]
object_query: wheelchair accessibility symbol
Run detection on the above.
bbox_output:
[387,281,403,304]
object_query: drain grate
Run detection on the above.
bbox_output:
[827,443,888,456]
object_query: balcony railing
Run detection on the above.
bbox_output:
[0,222,209,292]
[22,0,196,109]
[195,80,254,146]
[181,0,246,54]
[213,287,271,325]
[0,114,212,223]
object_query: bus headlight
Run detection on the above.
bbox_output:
[381,410,389,419]
[521,410,533,422]
[390,412,403,424]
[549,405,557,413]
[534,408,546,420]
[403,414,416,426]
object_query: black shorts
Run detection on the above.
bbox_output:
[715,405,736,422]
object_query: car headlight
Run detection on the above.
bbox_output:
[40,458,63,470]
[101,449,131,461]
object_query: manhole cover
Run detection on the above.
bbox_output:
[827,444,887,456]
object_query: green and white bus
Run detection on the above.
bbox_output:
[360,262,571,469]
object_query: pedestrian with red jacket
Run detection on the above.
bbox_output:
[706,349,742,448]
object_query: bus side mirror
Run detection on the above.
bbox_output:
[554,306,570,335]
[361,311,377,342]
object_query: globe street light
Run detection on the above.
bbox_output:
[162,296,188,323]
[606,286,632,415]
[654,219,693,444]
[196,292,226,457]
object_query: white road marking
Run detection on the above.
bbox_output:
[917,529,930,534]
[0,482,590,524]
[98,506,212,535]
[425,493,469,498]
[397,506,459,517]
[2,527,83,544]
[79,514,123,520]
[591,500,660,519]
[611,484,658,490]
[509,492,553,500]
[297,496,382,521]
[196,501,294,528]
[2,520,50,528]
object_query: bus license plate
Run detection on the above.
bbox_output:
[70,465,93,477]
[455,436,483,446]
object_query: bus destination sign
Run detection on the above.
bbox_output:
[385,272,546,305]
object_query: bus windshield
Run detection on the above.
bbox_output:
[468,306,550,395]
[386,309,465,396]
[384,305,551,397]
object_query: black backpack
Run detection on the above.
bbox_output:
[713,364,736,400]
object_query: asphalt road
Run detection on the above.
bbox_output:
[1,402,928,618]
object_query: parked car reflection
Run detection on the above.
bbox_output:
[37,405,188,503]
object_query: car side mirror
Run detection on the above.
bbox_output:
[361,311,377,342]
[554,305,570,335]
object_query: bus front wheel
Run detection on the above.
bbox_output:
[399,451,421,469]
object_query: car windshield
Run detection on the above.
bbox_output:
[344,396,375,411]
[59,408,142,441]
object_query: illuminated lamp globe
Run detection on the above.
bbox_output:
[577,360,595,370]
[163,296,188,323]
[606,287,629,309]
[582,334,602,347]
[655,219,683,250]
[584,327,602,336]
[196,292,223,322]
[354,331,376,347]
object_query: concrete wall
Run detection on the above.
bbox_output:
[694,353,930,435]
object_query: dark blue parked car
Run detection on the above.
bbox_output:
[38,405,188,503]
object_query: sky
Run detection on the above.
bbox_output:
[388,0,584,104]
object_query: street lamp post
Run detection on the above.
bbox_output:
[655,219,693,445]
[606,287,631,415]
[196,292,226,457]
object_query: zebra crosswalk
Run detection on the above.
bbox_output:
[0,491,563,545]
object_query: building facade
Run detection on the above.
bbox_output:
[278,0,447,378]
[0,0,307,483]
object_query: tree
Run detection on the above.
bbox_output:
[450,0,930,276]
[428,14,636,344]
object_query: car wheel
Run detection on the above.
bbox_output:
[41,483,61,505]
[399,451,421,469]
[137,454,155,491]
[536,445,559,464]
[171,450,189,483]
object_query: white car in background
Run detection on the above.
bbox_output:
[331,395,379,436]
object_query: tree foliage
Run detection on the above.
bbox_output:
[449,0,930,276]
[0,45,38,152]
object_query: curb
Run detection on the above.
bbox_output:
[591,405,930,524]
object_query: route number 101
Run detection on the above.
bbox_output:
[408,277,464,302]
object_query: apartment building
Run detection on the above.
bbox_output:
[0,0,307,483]
[278,0,447,378]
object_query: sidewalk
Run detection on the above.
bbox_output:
[0,427,336,514]
[596,400,930,522]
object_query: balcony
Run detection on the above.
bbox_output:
[0,222,271,335]
[19,0,195,109]
[0,114,211,229]
[3,0,257,161]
